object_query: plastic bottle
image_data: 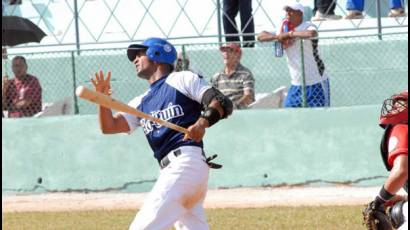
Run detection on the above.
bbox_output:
[274,19,289,58]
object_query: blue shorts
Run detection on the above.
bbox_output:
[284,79,330,108]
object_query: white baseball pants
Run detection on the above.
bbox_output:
[129,146,210,230]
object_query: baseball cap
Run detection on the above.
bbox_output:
[219,43,242,54]
[283,2,305,14]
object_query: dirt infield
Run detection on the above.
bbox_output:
[2,186,381,213]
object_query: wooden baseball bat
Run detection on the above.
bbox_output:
[75,86,189,135]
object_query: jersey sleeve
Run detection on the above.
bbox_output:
[118,94,145,133]
[166,71,212,104]
[387,124,408,167]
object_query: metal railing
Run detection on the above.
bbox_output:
[2,32,407,117]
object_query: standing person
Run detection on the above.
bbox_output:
[257,2,330,108]
[312,0,342,21]
[91,37,233,230]
[2,56,42,118]
[222,0,255,47]
[363,91,408,230]
[346,0,406,19]
[211,43,255,109]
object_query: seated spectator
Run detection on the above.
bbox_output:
[211,43,255,109]
[2,56,42,118]
[346,0,406,19]
[257,2,330,108]
[312,0,342,21]
[175,52,203,76]
[175,52,190,72]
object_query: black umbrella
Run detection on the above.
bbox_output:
[2,16,46,46]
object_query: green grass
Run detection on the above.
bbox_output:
[3,206,364,230]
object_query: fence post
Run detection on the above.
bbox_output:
[216,0,223,43]
[71,51,79,114]
[74,0,81,54]
[300,39,307,108]
[376,0,383,40]
[181,45,188,70]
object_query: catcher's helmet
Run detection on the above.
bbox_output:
[380,91,408,128]
[127,37,177,65]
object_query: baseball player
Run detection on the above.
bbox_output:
[90,37,233,230]
[363,91,408,230]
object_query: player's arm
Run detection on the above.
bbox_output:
[370,155,408,211]
[91,70,130,134]
[384,155,408,194]
[184,87,233,142]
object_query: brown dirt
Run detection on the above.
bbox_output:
[2,186,384,213]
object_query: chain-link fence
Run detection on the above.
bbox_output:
[2,32,408,117]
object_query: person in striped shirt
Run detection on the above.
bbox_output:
[211,43,255,109]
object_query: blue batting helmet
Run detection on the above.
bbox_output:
[127,37,177,65]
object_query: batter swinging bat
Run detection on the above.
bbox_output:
[75,86,189,135]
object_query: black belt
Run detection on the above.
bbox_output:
[159,149,222,169]
[159,149,182,169]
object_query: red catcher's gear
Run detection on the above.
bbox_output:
[380,91,408,128]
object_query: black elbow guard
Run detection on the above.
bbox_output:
[202,87,233,119]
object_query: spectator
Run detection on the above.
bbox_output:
[211,43,255,109]
[2,56,42,118]
[175,52,204,77]
[175,52,190,72]
[312,0,342,21]
[257,2,330,108]
[346,0,406,19]
[222,0,255,48]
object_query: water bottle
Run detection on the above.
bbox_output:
[274,41,283,57]
[274,19,289,58]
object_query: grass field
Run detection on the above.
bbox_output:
[3,206,365,230]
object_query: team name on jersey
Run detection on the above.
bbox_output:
[141,103,185,134]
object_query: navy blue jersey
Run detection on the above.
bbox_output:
[120,71,211,162]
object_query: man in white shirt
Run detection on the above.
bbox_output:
[257,2,330,108]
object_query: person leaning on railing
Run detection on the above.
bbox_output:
[2,56,42,118]
[257,2,330,108]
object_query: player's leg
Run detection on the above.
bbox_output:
[129,170,188,230]
[129,146,209,230]
[174,199,209,230]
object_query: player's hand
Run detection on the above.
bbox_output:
[183,119,208,142]
[91,70,112,96]
[384,194,407,208]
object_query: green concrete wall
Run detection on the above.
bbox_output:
[2,106,388,194]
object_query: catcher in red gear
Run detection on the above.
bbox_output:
[363,91,408,230]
